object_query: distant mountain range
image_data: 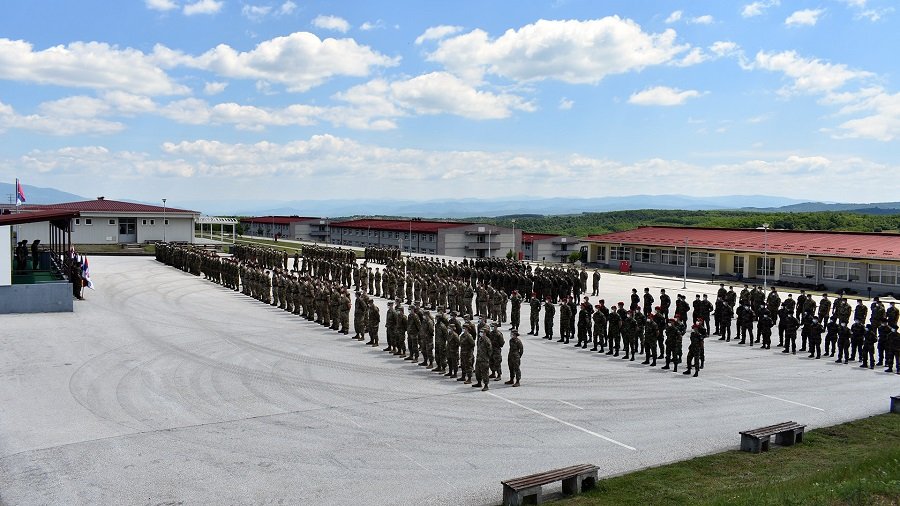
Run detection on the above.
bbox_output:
[0,182,85,205]
[4,182,899,217]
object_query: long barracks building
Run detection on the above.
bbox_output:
[239,216,329,242]
[581,226,900,296]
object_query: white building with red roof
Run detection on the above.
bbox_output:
[581,226,900,295]
[16,197,199,244]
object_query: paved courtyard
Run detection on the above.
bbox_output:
[1,256,897,506]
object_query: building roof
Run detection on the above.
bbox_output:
[582,226,900,262]
[522,233,559,243]
[33,198,197,214]
[330,218,472,233]
[240,216,321,225]
[0,209,80,226]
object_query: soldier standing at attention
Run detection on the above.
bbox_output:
[659,289,671,319]
[807,316,824,359]
[488,322,505,381]
[543,297,556,340]
[558,297,571,344]
[529,293,541,336]
[782,313,800,354]
[367,302,381,347]
[642,288,654,316]
[353,292,367,340]
[592,304,607,353]
[473,329,493,391]
[505,329,523,387]
[661,318,684,372]
[591,270,601,296]
[433,307,448,373]
[395,306,408,358]
[459,323,476,384]
[446,320,461,378]
[683,321,704,377]
[642,317,659,366]
[384,301,396,352]
[606,305,621,356]
[509,290,522,331]
[339,288,351,336]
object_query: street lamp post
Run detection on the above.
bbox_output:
[682,237,688,289]
[762,223,770,289]
[162,198,167,243]
[511,219,517,260]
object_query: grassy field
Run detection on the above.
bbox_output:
[74,243,156,254]
[552,413,900,506]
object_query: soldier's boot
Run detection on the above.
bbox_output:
[431,366,441,372]
[700,359,704,369]
[472,382,482,388]
[673,362,678,373]
[512,381,520,387]
[383,346,392,352]
[582,343,587,349]
[591,346,598,351]
[629,354,635,361]
[661,359,670,370]
[458,375,466,381]
[418,360,428,366]
[693,369,699,377]
[651,356,657,366]
[504,379,514,385]
[718,336,726,341]
[606,349,614,355]
[682,368,692,375]
[482,384,489,392]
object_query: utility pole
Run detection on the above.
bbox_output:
[162,198,167,243]
[682,237,688,289]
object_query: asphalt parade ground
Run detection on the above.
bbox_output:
[1,256,897,506]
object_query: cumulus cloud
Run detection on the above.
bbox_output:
[278,1,296,15]
[415,25,464,44]
[628,86,705,106]
[158,98,323,130]
[183,0,222,16]
[665,10,682,23]
[152,32,399,92]
[241,5,272,21]
[742,0,780,18]
[427,17,690,84]
[832,90,900,141]
[689,15,714,24]
[785,8,824,26]
[0,100,125,135]
[146,0,178,11]
[312,15,350,33]
[360,20,386,31]
[558,98,574,110]
[0,38,189,96]
[203,81,228,95]
[709,41,740,57]
[749,50,872,95]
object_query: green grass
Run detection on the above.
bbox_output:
[553,414,900,506]
[73,243,156,254]
[221,236,361,258]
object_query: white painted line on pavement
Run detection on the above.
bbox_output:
[703,380,825,412]
[488,392,636,451]
[557,400,585,410]
[723,375,751,383]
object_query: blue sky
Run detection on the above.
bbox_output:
[0,0,898,207]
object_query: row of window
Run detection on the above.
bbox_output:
[612,247,715,269]
[74,218,168,226]
[336,229,437,241]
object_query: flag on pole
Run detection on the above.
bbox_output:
[82,256,95,290]
[15,178,26,206]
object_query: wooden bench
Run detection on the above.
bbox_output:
[501,463,598,505]
[891,395,900,413]
[740,421,806,453]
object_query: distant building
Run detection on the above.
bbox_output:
[522,233,581,263]
[328,218,520,257]
[239,216,329,242]
[581,226,900,295]
[15,198,198,244]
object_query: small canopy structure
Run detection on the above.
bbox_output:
[196,216,238,243]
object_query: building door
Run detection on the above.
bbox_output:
[733,255,745,276]
[118,217,137,242]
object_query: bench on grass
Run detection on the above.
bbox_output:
[740,421,806,453]
[891,395,899,413]
[501,463,598,506]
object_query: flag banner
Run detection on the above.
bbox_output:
[82,256,95,290]
[15,178,26,206]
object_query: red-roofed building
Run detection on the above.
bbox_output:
[329,218,520,257]
[581,226,900,295]
[17,197,199,244]
[239,216,328,242]
[522,233,581,262]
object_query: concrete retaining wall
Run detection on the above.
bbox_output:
[0,282,73,313]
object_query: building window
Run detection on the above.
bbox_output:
[164,219,169,225]
[610,246,631,261]
[84,218,93,226]
[732,256,745,275]
[690,251,716,269]
[634,247,657,263]
[150,219,155,225]
[476,235,486,243]
[108,219,115,225]
[142,219,148,225]
[560,244,568,251]
[74,218,81,225]
[755,257,775,277]
[781,258,816,278]
[868,263,898,285]
[824,261,856,281]
[659,249,684,265]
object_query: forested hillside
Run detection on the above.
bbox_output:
[470,210,900,237]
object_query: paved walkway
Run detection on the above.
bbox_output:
[0,256,896,505]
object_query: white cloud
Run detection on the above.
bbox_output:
[415,25,463,45]
[628,86,704,106]
[709,41,740,57]
[159,98,323,130]
[390,72,535,119]
[146,0,179,11]
[241,5,272,21]
[785,8,825,26]
[833,90,900,141]
[203,81,228,95]
[689,15,714,24]
[360,20,385,31]
[558,98,574,110]
[0,100,125,135]
[0,38,189,96]
[742,0,780,18]
[153,32,399,92]
[278,1,296,15]
[673,47,708,66]
[428,17,690,84]
[183,0,222,16]
[312,15,350,33]
[750,50,872,95]
[665,10,682,23]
